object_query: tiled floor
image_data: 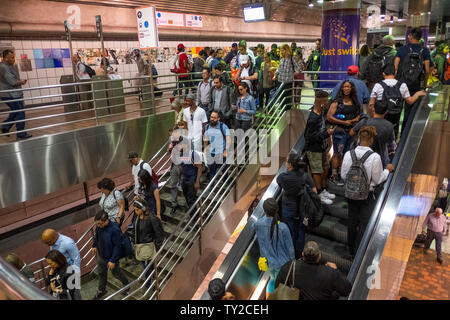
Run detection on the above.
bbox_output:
[398,245,449,300]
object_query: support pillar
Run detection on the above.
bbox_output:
[406,0,432,45]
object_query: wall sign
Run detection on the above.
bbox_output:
[185,14,203,28]
[156,11,184,27]
[136,6,159,49]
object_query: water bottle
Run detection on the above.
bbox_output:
[334,114,345,120]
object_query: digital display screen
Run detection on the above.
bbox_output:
[243,4,265,22]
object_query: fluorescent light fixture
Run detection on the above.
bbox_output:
[390,16,394,23]
[308,0,314,7]
[318,0,324,3]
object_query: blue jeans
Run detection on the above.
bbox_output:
[141,261,154,289]
[332,129,353,158]
[281,206,306,260]
[173,77,190,96]
[208,156,226,180]
[2,97,26,137]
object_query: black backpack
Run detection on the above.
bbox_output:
[399,46,425,89]
[344,149,374,200]
[83,63,96,78]
[296,178,324,228]
[379,81,404,114]
[363,47,393,83]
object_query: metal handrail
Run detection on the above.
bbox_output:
[104,82,289,300]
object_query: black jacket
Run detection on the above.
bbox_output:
[304,109,329,152]
[134,215,165,250]
[275,259,352,300]
[277,171,315,217]
[45,265,82,300]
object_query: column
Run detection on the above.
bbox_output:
[406,0,432,44]
[320,0,360,88]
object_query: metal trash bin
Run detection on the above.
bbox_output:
[92,75,109,117]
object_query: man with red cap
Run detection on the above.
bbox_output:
[172,43,191,99]
[331,65,370,113]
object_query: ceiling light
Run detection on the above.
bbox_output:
[368,12,372,19]
[390,16,394,23]
[308,0,314,7]
[380,0,386,20]
[317,0,324,3]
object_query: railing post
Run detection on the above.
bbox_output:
[40,261,49,291]
[198,198,203,256]
[91,82,99,126]
[153,260,161,300]
[291,80,295,110]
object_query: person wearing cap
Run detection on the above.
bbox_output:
[233,40,256,69]
[127,151,153,195]
[183,93,208,152]
[361,35,397,91]
[331,65,370,114]
[252,198,295,294]
[275,241,352,300]
[172,43,191,98]
[224,43,238,65]
[269,44,280,62]
[234,54,259,97]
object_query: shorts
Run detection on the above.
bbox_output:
[332,129,353,158]
[306,151,330,174]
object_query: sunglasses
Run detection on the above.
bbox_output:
[190,114,194,121]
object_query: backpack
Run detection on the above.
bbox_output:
[399,46,425,89]
[170,53,181,73]
[296,177,324,228]
[140,162,159,186]
[111,190,129,212]
[205,122,226,140]
[83,63,96,78]
[379,81,404,114]
[344,149,374,200]
[363,47,393,83]
[120,232,134,258]
[197,79,214,97]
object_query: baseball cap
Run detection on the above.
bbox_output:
[240,55,249,65]
[303,241,321,263]
[347,65,359,75]
[239,40,247,48]
[128,151,139,159]
[177,43,185,50]
[271,43,278,49]
[185,93,195,100]
[232,43,238,48]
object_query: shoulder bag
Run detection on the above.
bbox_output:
[134,217,156,262]
[268,261,300,300]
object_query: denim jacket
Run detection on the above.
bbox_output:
[252,216,295,270]
[235,94,256,121]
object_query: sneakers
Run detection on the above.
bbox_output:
[320,189,336,200]
[17,133,32,140]
[330,175,345,187]
[437,257,443,264]
[319,193,333,205]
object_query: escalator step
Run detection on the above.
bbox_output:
[326,183,346,198]
[305,234,353,274]
[322,196,348,220]
[309,215,347,244]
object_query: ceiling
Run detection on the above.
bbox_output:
[46,0,324,25]
[46,0,449,25]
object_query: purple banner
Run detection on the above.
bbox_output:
[320,9,360,88]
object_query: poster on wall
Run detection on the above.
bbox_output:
[156,11,184,27]
[320,0,360,88]
[185,14,203,28]
[136,6,159,49]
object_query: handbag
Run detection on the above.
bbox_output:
[134,217,156,262]
[268,261,299,300]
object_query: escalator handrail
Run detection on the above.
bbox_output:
[347,92,432,297]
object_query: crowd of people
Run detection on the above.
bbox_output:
[2,27,448,300]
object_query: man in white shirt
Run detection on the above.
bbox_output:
[341,126,394,256]
[127,151,153,195]
[183,93,208,152]
[369,64,426,139]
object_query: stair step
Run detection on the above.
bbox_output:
[309,215,348,244]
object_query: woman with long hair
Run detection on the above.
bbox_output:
[137,169,162,220]
[276,152,317,259]
[45,250,82,300]
[234,82,256,131]
[252,197,295,294]
[132,196,165,288]
[327,80,361,186]
[273,44,302,110]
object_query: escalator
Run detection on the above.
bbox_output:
[205,87,440,300]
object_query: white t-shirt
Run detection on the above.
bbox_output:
[240,67,252,93]
[132,159,152,195]
[183,106,208,142]
[370,79,410,101]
